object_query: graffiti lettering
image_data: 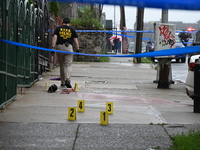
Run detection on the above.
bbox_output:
[160,39,175,47]
[159,25,175,48]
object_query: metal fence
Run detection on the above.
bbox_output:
[0,0,50,108]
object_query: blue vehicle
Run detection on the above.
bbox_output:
[146,34,186,63]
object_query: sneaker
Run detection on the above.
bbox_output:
[65,80,72,88]
[60,84,65,87]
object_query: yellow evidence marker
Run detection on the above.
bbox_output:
[74,83,79,91]
[106,102,113,114]
[100,111,108,125]
[78,100,85,112]
[68,107,76,120]
[44,82,48,91]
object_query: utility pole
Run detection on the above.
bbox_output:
[114,5,115,29]
[120,6,125,30]
[157,9,172,89]
[134,8,144,63]
[120,6,128,54]
[162,9,168,23]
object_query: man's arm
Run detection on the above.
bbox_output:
[52,34,58,48]
[73,38,79,50]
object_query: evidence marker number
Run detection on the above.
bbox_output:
[106,102,113,114]
[100,111,108,125]
[68,107,76,120]
[78,100,85,112]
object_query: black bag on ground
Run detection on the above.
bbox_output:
[48,84,58,93]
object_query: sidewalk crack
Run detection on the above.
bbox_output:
[72,124,80,150]
[162,125,173,140]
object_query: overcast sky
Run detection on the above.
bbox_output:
[103,5,200,29]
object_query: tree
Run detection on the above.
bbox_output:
[90,4,104,22]
[71,7,103,29]
[120,6,125,30]
[135,8,144,63]
[120,6,128,54]
[49,2,59,17]
[58,2,71,19]
[98,4,104,22]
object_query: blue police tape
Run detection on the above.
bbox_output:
[106,31,150,40]
[76,30,154,33]
[1,39,200,58]
[49,0,200,10]
[49,30,196,33]
[97,31,137,39]
[48,29,196,41]
[184,42,192,44]
[48,30,155,33]
[49,29,150,40]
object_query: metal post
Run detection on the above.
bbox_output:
[161,9,168,23]
[157,9,172,89]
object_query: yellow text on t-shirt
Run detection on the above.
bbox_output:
[59,28,72,39]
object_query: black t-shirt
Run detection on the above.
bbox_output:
[179,33,189,42]
[53,25,78,45]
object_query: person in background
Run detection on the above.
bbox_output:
[52,17,79,88]
[178,29,189,47]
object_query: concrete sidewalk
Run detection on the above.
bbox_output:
[0,56,200,150]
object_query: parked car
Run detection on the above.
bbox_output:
[187,30,200,64]
[185,54,200,99]
[146,34,186,63]
[128,42,146,54]
[191,30,200,46]
[185,30,200,99]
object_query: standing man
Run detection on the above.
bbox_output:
[179,29,189,47]
[52,17,79,88]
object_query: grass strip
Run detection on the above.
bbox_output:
[169,130,200,150]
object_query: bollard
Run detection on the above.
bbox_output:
[192,58,200,113]
[157,58,171,89]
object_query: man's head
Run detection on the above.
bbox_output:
[63,18,70,24]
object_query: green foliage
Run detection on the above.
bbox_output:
[49,2,59,17]
[70,7,103,30]
[58,2,71,19]
[98,52,110,62]
[169,130,200,150]
[28,0,33,4]
[99,56,110,62]
[141,57,154,63]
